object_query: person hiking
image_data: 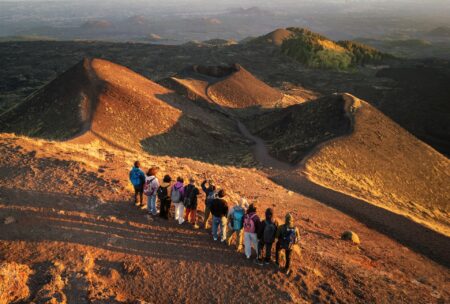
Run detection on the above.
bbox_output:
[243,203,260,260]
[183,177,200,228]
[226,197,248,251]
[144,167,160,215]
[201,179,217,229]
[129,161,146,207]
[210,189,228,242]
[172,177,185,224]
[256,208,278,265]
[275,213,300,275]
[157,175,172,219]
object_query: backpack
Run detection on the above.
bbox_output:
[157,186,169,201]
[144,178,155,196]
[206,190,217,207]
[232,207,245,231]
[280,226,297,249]
[183,185,197,208]
[263,220,277,243]
[171,185,182,203]
[243,213,256,233]
[130,168,143,186]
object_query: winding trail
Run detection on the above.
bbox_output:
[236,121,292,171]
[190,75,450,266]
[236,119,450,267]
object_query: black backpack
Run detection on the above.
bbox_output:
[183,185,195,207]
[263,220,277,243]
[157,186,168,201]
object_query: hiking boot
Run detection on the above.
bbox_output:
[264,260,271,265]
[213,237,218,241]
[135,202,141,207]
[193,224,199,229]
[140,205,147,210]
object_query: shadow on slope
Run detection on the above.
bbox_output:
[0,187,244,265]
[0,58,104,139]
[139,92,255,167]
[271,173,450,267]
[247,94,352,164]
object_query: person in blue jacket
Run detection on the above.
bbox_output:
[129,161,146,207]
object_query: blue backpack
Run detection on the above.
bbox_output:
[130,168,143,186]
[232,207,245,231]
[280,227,297,249]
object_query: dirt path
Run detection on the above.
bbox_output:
[236,121,292,171]
[236,120,450,267]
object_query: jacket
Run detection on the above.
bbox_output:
[172,182,185,200]
[276,224,300,248]
[158,182,172,202]
[201,181,215,202]
[183,184,200,208]
[257,219,278,241]
[144,175,159,196]
[210,198,228,218]
[129,167,145,187]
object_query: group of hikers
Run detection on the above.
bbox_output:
[130,161,300,273]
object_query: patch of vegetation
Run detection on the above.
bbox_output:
[281,28,390,70]
[337,40,391,65]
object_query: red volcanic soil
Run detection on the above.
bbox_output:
[1,59,252,162]
[250,28,295,46]
[1,58,181,147]
[0,58,449,303]
[0,134,449,303]
[207,64,283,108]
[168,64,286,110]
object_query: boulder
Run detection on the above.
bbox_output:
[341,230,360,244]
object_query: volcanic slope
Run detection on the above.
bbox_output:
[252,93,450,237]
[249,28,294,46]
[0,58,252,164]
[1,133,449,303]
[167,64,301,113]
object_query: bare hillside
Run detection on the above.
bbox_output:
[300,94,450,237]
[168,64,286,110]
[0,58,253,165]
[0,133,448,303]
